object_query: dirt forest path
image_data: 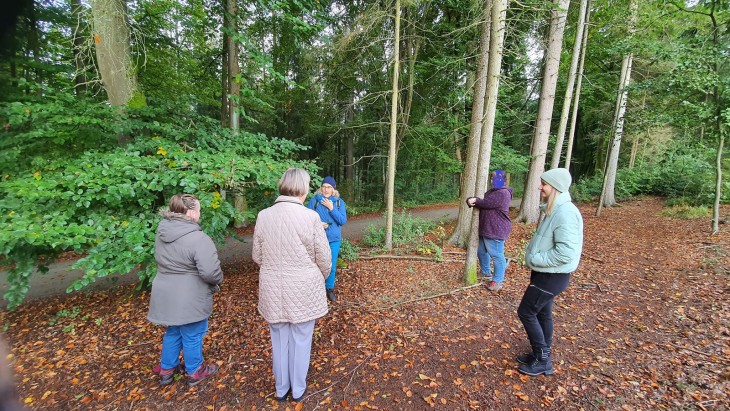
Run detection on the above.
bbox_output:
[3,201,519,306]
[2,198,728,410]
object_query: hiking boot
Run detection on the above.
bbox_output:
[153,364,183,386]
[515,353,534,365]
[518,348,554,376]
[326,289,337,302]
[188,363,220,387]
[487,281,503,291]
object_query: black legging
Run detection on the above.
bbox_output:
[517,271,570,350]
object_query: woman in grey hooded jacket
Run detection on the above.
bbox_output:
[147,194,223,387]
[517,168,583,376]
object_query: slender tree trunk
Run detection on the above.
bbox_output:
[221,2,230,127]
[564,0,592,169]
[551,0,588,169]
[344,97,355,203]
[517,0,571,224]
[449,0,492,247]
[227,0,240,133]
[464,0,507,284]
[384,0,401,251]
[27,0,42,96]
[597,0,637,214]
[70,0,87,96]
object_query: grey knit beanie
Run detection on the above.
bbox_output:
[541,168,572,193]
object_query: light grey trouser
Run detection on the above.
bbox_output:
[269,320,315,399]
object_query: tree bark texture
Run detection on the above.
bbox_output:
[517,0,571,224]
[70,0,87,96]
[550,0,588,169]
[385,0,401,251]
[598,0,637,212]
[449,0,492,247]
[90,0,137,107]
[227,0,240,133]
[563,0,592,169]
[464,0,507,285]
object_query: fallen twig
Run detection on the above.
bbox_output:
[371,283,484,311]
[583,254,605,263]
[305,353,376,406]
[579,282,606,292]
[358,254,461,263]
[669,342,730,364]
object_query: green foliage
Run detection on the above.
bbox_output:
[0,94,314,309]
[572,143,723,205]
[361,210,435,248]
[338,239,359,262]
[661,204,711,219]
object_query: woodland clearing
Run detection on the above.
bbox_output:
[2,197,729,410]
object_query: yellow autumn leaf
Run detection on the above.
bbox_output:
[157,147,168,156]
[24,397,33,404]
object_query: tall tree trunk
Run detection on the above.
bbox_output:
[550,0,588,169]
[344,97,355,203]
[90,0,140,145]
[227,0,240,133]
[516,0,571,224]
[384,0,401,251]
[464,0,507,284]
[563,0,592,169]
[449,0,492,247]
[598,0,637,214]
[221,1,230,127]
[27,0,41,96]
[226,0,246,228]
[70,0,87,96]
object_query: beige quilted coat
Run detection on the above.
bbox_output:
[253,195,332,324]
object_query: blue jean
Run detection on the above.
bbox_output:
[326,241,341,290]
[160,318,209,375]
[517,271,570,350]
[477,237,506,282]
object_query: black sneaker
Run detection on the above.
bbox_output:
[326,289,337,302]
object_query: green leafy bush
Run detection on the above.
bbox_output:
[361,210,435,248]
[0,95,315,308]
[338,239,360,262]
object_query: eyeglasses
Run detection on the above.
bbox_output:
[321,184,333,189]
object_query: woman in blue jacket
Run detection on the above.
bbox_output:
[517,168,583,376]
[307,176,347,302]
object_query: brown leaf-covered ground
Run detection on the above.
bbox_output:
[2,197,729,410]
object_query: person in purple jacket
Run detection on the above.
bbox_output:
[467,170,513,291]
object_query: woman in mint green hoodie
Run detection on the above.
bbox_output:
[517,168,583,377]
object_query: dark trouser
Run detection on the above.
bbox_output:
[517,271,570,350]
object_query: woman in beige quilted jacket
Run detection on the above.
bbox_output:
[253,168,332,404]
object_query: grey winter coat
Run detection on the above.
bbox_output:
[253,196,332,324]
[147,212,223,326]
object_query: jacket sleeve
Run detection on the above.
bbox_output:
[473,190,510,210]
[529,213,582,269]
[313,216,332,277]
[329,199,347,226]
[252,219,262,266]
[306,197,317,210]
[194,234,224,285]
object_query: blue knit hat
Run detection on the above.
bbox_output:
[322,176,336,188]
[541,168,572,193]
[492,170,506,189]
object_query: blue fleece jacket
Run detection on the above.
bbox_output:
[306,195,347,242]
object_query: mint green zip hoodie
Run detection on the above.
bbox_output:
[525,191,584,273]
